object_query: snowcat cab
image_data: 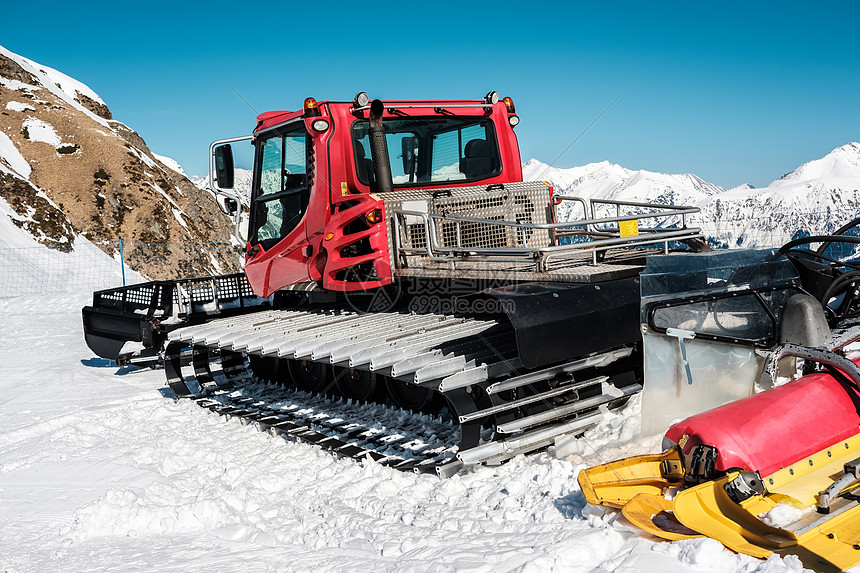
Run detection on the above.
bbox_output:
[208,93,524,297]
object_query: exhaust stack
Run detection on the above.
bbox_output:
[368,99,393,194]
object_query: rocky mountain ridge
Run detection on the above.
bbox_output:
[0,45,236,278]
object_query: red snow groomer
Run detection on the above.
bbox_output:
[82,92,707,476]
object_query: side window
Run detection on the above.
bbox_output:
[259,137,284,196]
[650,293,779,346]
[250,125,310,249]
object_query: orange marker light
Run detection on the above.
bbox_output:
[365,209,383,225]
[304,97,321,117]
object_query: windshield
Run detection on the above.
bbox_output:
[352,117,501,187]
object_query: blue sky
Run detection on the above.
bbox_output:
[4,1,859,188]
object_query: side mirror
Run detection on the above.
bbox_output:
[216,195,238,216]
[214,144,234,189]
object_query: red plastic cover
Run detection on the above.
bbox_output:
[665,363,860,477]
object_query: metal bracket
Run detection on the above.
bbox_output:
[817,455,860,514]
[666,327,696,385]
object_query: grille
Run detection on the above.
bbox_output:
[385,182,553,254]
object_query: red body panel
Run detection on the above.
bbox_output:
[665,363,860,477]
[241,97,523,298]
[243,224,310,298]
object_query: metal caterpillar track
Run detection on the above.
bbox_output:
[164,306,641,476]
[187,388,470,477]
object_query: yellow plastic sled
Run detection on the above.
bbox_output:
[578,447,684,509]
[578,447,701,541]
[579,434,860,572]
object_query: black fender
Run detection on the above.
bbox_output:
[484,278,641,369]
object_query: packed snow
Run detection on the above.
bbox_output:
[759,505,813,529]
[0,199,820,573]
[5,101,35,112]
[0,131,31,178]
[22,117,62,147]
[0,294,813,572]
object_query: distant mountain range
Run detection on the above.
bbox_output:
[523,143,860,248]
[190,169,253,206]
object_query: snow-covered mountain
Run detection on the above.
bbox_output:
[0,45,235,277]
[523,159,724,206]
[698,143,860,247]
[776,142,860,185]
[526,143,860,248]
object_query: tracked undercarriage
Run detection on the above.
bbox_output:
[162,302,641,476]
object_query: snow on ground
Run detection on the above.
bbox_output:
[22,117,62,147]
[0,131,32,178]
[0,276,814,569]
[0,206,813,573]
[0,195,139,297]
[0,291,812,573]
[5,101,35,113]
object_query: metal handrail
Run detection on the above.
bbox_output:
[394,197,703,271]
[429,207,699,235]
[554,195,697,233]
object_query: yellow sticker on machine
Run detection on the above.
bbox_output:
[341,182,348,196]
[620,219,639,237]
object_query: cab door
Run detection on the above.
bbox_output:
[244,122,312,297]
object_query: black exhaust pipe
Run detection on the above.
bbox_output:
[368,99,393,194]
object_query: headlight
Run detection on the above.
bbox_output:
[354,91,370,108]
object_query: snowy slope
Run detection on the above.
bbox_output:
[0,45,111,127]
[1,297,812,572]
[775,142,860,185]
[0,197,814,572]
